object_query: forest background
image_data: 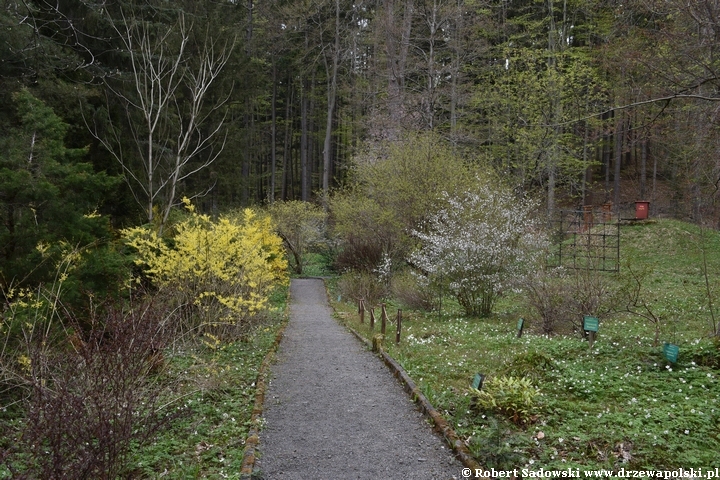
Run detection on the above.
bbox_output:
[3,0,720,475]
[3,0,720,248]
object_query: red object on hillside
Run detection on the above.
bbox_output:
[635,201,650,220]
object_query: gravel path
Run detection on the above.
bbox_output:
[256,278,463,480]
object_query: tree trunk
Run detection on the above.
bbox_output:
[243,102,252,205]
[308,72,317,196]
[322,0,341,205]
[582,119,591,206]
[270,60,277,204]
[282,78,293,201]
[301,78,310,202]
[640,137,647,200]
[613,115,623,209]
[383,0,414,135]
[246,0,253,54]
[652,148,658,216]
[243,0,254,206]
[604,112,612,202]
[545,0,563,219]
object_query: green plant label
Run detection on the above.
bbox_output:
[472,373,485,390]
[663,343,679,363]
[516,318,525,338]
[583,316,599,332]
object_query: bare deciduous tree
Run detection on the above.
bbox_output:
[91,11,233,233]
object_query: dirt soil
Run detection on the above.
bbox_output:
[255,278,463,479]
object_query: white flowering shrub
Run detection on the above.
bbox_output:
[409,184,547,317]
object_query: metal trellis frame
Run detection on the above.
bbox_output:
[548,206,620,272]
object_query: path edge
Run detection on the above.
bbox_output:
[240,310,289,478]
[346,326,482,473]
[240,277,483,478]
[326,283,483,473]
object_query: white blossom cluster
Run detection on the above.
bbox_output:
[409,183,547,316]
[373,252,393,286]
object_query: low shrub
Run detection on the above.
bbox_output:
[502,350,558,384]
[467,417,530,470]
[2,296,182,479]
[521,269,574,334]
[522,266,615,335]
[390,270,436,311]
[333,234,387,273]
[337,271,388,306]
[470,375,541,426]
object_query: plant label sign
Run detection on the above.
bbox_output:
[517,318,525,338]
[583,316,599,333]
[663,343,679,363]
[472,373,485,390]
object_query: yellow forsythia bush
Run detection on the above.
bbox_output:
[123,199,288,323]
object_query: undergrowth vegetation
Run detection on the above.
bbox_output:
[0,200,289,478]
[126,305,286,478]
[330,219,720,470]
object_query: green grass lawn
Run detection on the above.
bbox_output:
[330,219,720,470]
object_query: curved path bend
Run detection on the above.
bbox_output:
[256,278,462,480]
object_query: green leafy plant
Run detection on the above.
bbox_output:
[470,376,541,425]
[330,132,485,273]
[502,350,558,384]
[468,417,530,470]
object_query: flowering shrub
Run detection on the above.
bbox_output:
[330,132,483,273]
[123,200,288,325]
[409,183,547,317]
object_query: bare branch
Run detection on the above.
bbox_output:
[88,9,234,231]
[539,91,720,128]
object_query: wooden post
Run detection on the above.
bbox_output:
[381,303,387,335]
[583,205,593,232]
[588,331,596,348]
[359,299,365,324]
[372,334,383,353]
[369,308,375,330]
[396,309,402,344]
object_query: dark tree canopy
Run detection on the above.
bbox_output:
[1,0,720,290]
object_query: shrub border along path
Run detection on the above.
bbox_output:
[240,278,482,478]
[240,317,289,477]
